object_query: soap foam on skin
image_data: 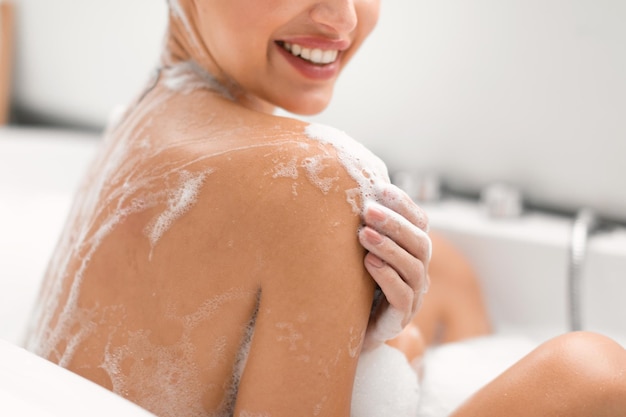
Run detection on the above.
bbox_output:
[144,169,212,255]
[100,287,256,417]
[162,62,235,100]
[27,129,215,365]
[27,56,421,417]
[304,123,390,213]
[304,124,425,417]
[302,155,339,194]
[272,157,299,180]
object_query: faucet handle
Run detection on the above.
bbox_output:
[480,183,524,218]
[392,171,441,203]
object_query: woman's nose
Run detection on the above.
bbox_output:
[309,0,358,34]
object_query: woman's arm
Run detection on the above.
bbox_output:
[230,144,375,416]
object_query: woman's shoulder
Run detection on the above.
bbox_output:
[115,110,377,303]
[131,84,389,191]
[149,107,390,213]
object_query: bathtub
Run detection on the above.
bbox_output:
[0,127,99,344]
[0,126,160,415]
[423,198,626,345]
[1,126,625,415]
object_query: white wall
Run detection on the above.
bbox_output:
[312,0,626,221]
[12,0,167,126]
[12,0,626,221]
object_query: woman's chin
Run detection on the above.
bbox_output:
[269,86,333,116]
[278,93,333,116]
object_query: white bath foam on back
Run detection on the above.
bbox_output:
[304,123,390,213]
[301,154,339,194]
[351,343,420,417]
[28,139,204,362]
[27,119,329,364]
[162,61,235,100]
[26,71,404,416]
[100,287,256,417]
[272,156,299,180]
[26,84,215,360]
[144,169,212,253]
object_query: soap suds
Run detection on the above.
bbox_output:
[304,123,390,213]
[366,307,406,345]
[348,327,366,359]
[302,155,339,194]
[144,169,212,253]
[351,344,420,417]
[272,157,299,180]
[100,287,255,417]
[26,57,402,417]
[275,322,305,351]
[162,61,235,100]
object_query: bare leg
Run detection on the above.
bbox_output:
[451,332,626,417]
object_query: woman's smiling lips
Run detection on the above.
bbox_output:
[275,37,350,81]
[283,42,339,64]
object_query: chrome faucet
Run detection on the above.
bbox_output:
[567,208,599,332]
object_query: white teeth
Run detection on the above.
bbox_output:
[282,42,339,65]
[321,50,336,64]
[310,48,323,63]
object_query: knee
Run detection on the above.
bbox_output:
[536,332,626,406]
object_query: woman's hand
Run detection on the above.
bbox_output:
[359,184,431,351]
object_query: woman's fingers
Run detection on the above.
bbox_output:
[376,183,429,232]
[363,202,432,267]
[359,185,432,346]
[362,254,422,348]
[363,251,417,318]
[359,225,428,300]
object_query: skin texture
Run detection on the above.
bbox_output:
[166,0,432,352]
[451,332,626,417]
[29,84,392,417]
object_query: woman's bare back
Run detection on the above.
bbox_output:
[26,72,390,416]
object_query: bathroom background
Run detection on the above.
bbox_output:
[1,0,625,414]
[8,0,626,221]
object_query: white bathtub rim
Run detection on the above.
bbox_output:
[0,339,156,416]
